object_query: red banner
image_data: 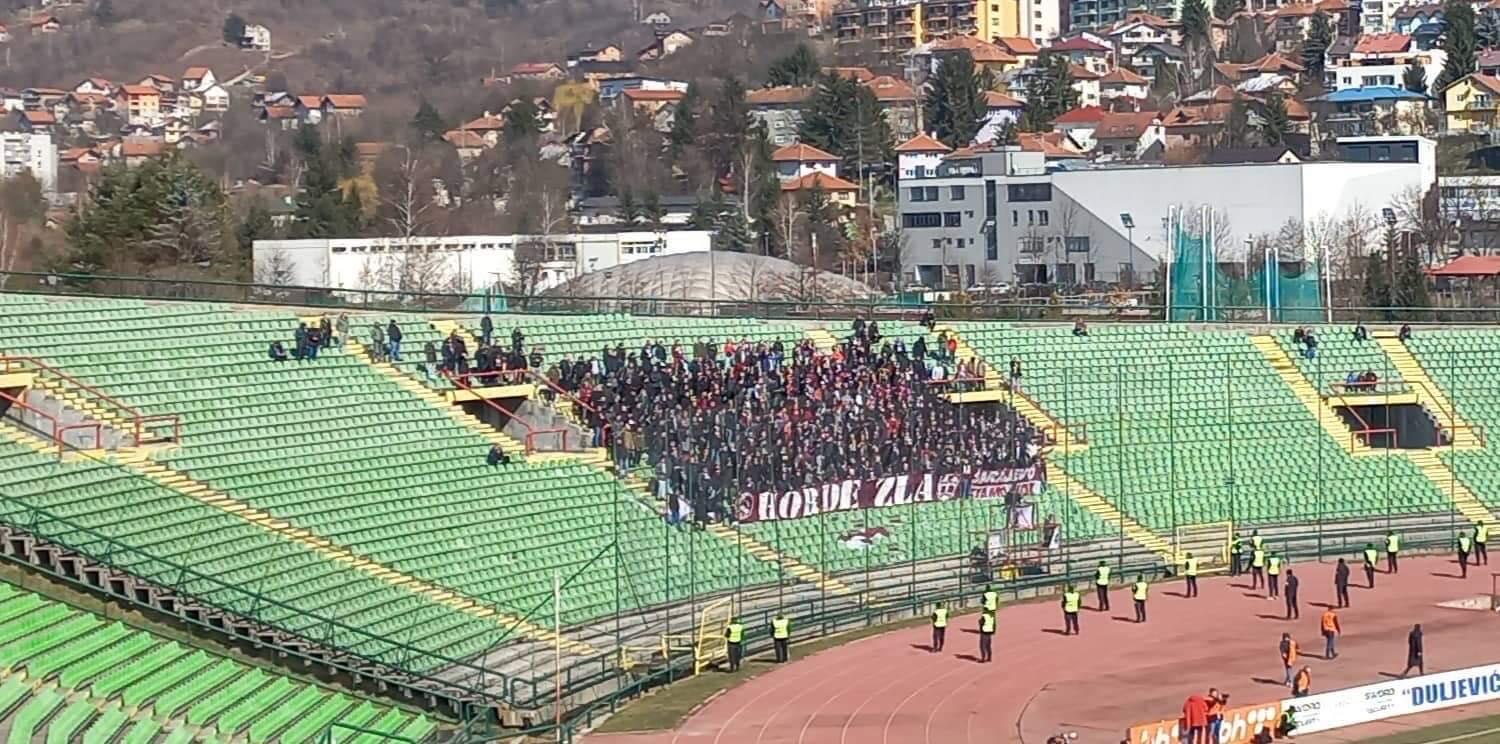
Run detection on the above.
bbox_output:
[732,465,1046,523]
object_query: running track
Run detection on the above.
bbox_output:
[583,556,1500,744]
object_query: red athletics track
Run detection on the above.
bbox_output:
[583,556,1500,744]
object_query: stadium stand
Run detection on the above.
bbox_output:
[1403,331,1500,510]
[951,323,1449,532]
[1271,325,1403,393]
[0,577,435,742]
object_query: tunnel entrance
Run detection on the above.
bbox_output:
[1334,403,1442,449]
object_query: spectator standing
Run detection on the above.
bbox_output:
[480,314,494,346]
[424,342,439,376]
[370,323,386,362]
[335,313,349,347]
[1335,558,1351,607]
[293,323,308,360]
[319,316,333,348]
[304,325,322,360]
[1320,607,1341,659]
[387,320,403,361]
[1402,624,1424,677]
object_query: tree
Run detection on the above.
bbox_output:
[798,72,894,177]
[410,99,446,144]
[924,51,989,148]
[1302,13,1332,83]
[1404,60,1429,94]
[1180,0,1214,87]
[1391,238,1431,312]
[374,149,438,238]
[701,77,751,180]
[1212,0,1244,20]
[1151,57,1181,103]
[615,190,641,225]
[767,44,819,87]
[1479,13,1500,49]
[289,126,363,238]
[235,199,275,256]
[1436,0,1477,95]
[222,13,246,45]
[504,98,543,144]
[1257,93,1291,146]
[1019,54,1079,131]
[668,84,700,156]
[714,207,754,253]
[147,180,227,267]
[642,191,665,228]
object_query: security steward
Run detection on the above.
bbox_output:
[1183,552,1200,598]
[1062,584,1082,635]
[1476,520,1490,565]
[1386,530,1401,574]
[930,602,949,652]
[1132,574,1149,623]
[1459,531,1474,578]
[1267,551,1282,599]
[725,616,746,671]
[1251,543,1267,590]
[1363,543,1379,588]
[1229,534,1243,576]
[1284,568,1300,620]
[981,585,999,613]
[978,610,996,663]
[1094,560,1111,611]
[771,612,791,663]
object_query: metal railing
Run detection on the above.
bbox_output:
[0,355,182,446]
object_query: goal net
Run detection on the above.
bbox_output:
[1173,521,1234,573]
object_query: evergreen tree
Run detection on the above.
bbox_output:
[1224,97,1251,146]
[767,44,820,87]
[235,200,276,256]
[690,193,723,230]
[1392,240,1431,312]
[1181,0,1211,46]
[504,98,543,143]
[1302,13,1332,82]
[924,51,989,148]
[1151,57,1181,101]
[668,84,700,156]
[410,99,446,144]
[61,155,230,276]
[222,13,246,45]
[290,125,363,238]
[642,191,665,227]
[1436,0,1478,94]
[702,77,751,179]
[798,73,893,178]
[1257,93,1290,146]
[1361,246,1392,312]
[615,191,640,224]
[714,207,754,252]
[1019,54,1079,131]
[1479,13,1500,49]
[992,120,1019,146]
[1212,0,1243,20]
[1404,60,1429,94]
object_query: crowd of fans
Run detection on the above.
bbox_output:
[545,320,1043,523]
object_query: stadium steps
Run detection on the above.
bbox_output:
[1373,334,1484,449]
[937,325,1087,450]
[113,452,597,657]
[1250,335,1374,456]
[1405,450,1493,524]
[805,327,838,354]
[344,338,527,458]
[933,324,1003,388]
[434,318,597,439]
[705,524,854,596]
[1045,462,1175,561]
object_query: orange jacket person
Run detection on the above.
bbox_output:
[1320,608,1342,660]
[1280,632,1299,686]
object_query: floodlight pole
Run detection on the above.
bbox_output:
[1164,205,1175,322]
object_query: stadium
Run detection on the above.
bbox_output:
[0,256,1498,744]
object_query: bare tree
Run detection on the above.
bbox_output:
[254,247,297,286]
[380,150,435,239]
[1389,185,1455,265]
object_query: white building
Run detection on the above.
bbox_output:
[0,132,56,193]
[241,24,271,51]
[253,230,713,295]
[894,136,1436,288]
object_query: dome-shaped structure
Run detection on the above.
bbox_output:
[545,251,877,302]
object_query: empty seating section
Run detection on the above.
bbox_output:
[482,313,805,362]
[1405,333,1500,509]
[954,323,1445,531]
[0,296,770,632]
[0,579,436,742]
[0,437,504,669]
[1272,326,1403,392]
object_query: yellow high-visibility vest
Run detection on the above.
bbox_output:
[1387,535,1401,553]
[1095,565,1111,585]
[1364,548,1378,566]
[772,617,789,640]
[980,613,996,634]
[1133,581,1148,601]
[1268,556,1282,575]
[982,590,999,611]
[726,623,744,643]
[1063,591,1081,613]
[1461,535,1474,552]
[932,608,948,628]
[1184,557,1199,577]
[1477,525,1489,544]
[1252,549,1266,568]
[1252,535,1264,550]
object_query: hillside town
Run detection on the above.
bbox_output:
[0,0,1496,304]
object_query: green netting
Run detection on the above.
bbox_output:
[1168,224,1321,322]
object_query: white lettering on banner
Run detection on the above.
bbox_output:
[1287,663,1500,735]
[734,465,1047,523]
